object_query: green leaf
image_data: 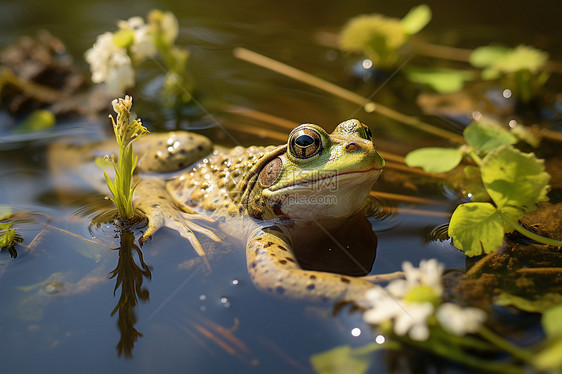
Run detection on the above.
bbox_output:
[0,205,12,221]
[464,121,517,154]
[405,67,474,93]
[481,146,550,213]
[534,339,562,371]
[496,292,562,313]
[534,305,562,371]
[405,147,463,173]
[448,202,504,256]
[469,46,511,68]
[113,29,135,49]
[493,45,549,74]
[543,304,562,336]
[12,110,56,134]
[310,345,373,374]
[95,156,113,169]
[104,171,117,197]
[510,124,540,148]
[339,14,406,68]
[400,4,432,35]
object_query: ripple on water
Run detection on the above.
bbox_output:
[364,195,399,231]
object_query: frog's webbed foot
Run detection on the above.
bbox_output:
[135,178,220,259]
[246,228,377,307]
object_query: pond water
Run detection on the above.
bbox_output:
[1,0,562,373]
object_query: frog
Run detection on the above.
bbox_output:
[49,119,385,306]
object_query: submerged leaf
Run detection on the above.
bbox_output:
[496,292,562,313]
[543,304,562,337]
[448,202,504,256]
[464,121,517,154]
[469,46,511,68]
[481,146,550,213]
[400,4,432,35]
[534,305,562,371]
[12,110,56,134]
[405,147,463,173]
[310,344,374,374]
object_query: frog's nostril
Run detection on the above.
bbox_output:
[346,142,360,151]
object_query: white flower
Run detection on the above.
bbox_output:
[85,32,119,84]
[363,259,445,341]
[160,11,179,44]
[118,16,156,61]
[363,259,488,341]
[85,32,134,96]
[104,51,134,96]
[364,287,434,341]
[436,303,487,336]
[85,16,157,96]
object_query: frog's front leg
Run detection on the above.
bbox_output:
[247,228,376,306]
[135,178,220,258]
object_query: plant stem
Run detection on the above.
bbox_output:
[468,150,483,167]
[499,211,562,247]
[478,326,533,363]
[404,334,523,374]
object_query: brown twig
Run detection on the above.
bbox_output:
[465,251,500,277]
[371,191,445,206]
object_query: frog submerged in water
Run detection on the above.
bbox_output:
[52,119,385,305]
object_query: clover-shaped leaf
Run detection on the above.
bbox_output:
[464,121,517,154]
[481,146,549,214]
[405,147,463,173]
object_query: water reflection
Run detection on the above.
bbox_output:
[284,213,377,276]
[109,229,152,358]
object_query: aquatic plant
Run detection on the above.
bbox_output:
[312,260,562,373]
[0,207,21,258]
[102,95,148,220]
[85,10,191,105]
[405,119,562,255]
[470,45,549,103]
[339,4,431,68]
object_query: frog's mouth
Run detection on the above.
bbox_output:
[268,166,383,192]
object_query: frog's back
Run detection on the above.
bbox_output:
[166,144,278,217]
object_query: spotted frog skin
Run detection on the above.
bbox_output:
[55,119,385,305]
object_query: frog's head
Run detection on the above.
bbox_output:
[241,119,384,221]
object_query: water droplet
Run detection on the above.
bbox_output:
[502,89,512,99]
[43,282,62,294]
[220,297,231,308]
[351,328,361,337]
[509,120,517,128]
[232,279,239,286]
[362,59,373,69]
[472,111,482,121]
[199,294,207,301]
[375,335,385,344]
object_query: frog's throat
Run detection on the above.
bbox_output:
[238,144,288,209]
[268,166,383,192]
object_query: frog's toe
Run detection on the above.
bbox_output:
[140,208,219,260]
[179,213,221,242]
[135,177,219,258]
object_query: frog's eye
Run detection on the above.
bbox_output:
[288,128,323,159]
